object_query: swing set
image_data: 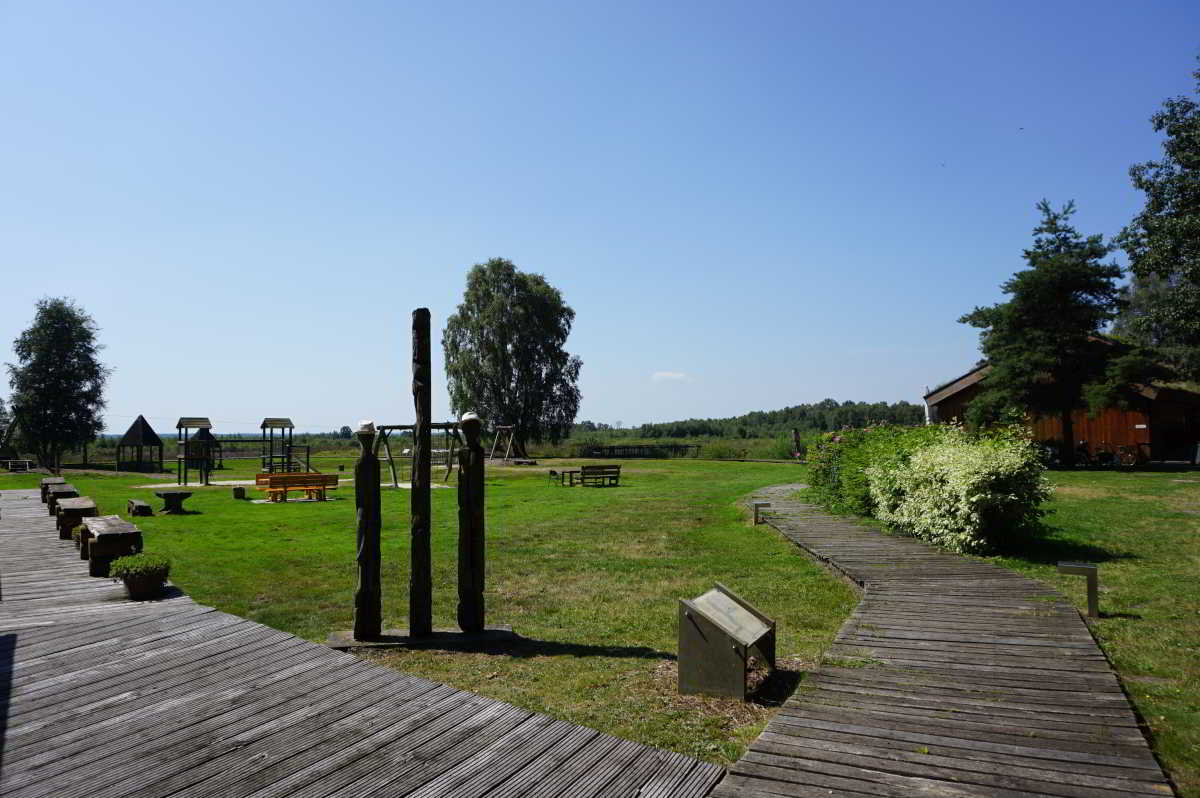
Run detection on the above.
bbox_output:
[375,423,460,487]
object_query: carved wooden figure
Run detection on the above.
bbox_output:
[410,308,433,637]
[353,422,382,640]
[456,412,486,633]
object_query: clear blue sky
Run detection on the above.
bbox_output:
[2,1,1197,434]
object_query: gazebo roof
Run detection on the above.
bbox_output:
[261,417,294,429]
[176,417,212,429]
[119,415,163,447]
[192,428,220,444]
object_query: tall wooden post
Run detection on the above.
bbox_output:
[410,308,433,637]
[456,412,486,633]
[353,423,382,640]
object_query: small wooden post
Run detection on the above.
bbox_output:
[1057,562,1099,618]
[353,422,382,640]
[410,308,433,638]
[456,412,486,633]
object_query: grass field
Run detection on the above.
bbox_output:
[0,459,854,765]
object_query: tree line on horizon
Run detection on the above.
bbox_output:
[574,399,926,440]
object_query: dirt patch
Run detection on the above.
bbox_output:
[648,656,810,729]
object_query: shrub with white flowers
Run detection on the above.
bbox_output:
[867,426,1050,554]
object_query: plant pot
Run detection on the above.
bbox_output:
[123,573,166,601]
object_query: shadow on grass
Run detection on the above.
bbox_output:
[402,636,677,661]
[993,525,1134,567]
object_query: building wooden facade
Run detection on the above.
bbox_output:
[925,364,1200,462]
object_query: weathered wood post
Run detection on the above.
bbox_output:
[456,412,486,633]
[410,308,433,637]
[353,421,382,640]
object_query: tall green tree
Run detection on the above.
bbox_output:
[442,258,582,457]
[7,298,110,472]
[959,201,1127,466]
[1117,59,1200,379]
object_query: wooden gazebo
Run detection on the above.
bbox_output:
[116,415,164,472]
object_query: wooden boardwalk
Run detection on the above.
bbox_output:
[0,488,723,798]
[714,485,1175,798]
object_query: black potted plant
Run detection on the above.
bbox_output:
[109,552,171,600]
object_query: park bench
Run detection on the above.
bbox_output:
[258,473,339,502]
[579,464,621,487]
[127,499,152,517]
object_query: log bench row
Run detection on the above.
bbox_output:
[42,476,144,578]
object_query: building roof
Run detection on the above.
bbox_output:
[118,415,163,447]
[192,427,219,443]
[925,361,1200,408]
[924,364,991,406]
[176,417,212,429]
[260,418,294,429]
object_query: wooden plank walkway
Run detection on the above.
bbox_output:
[0,488,723,798]
[713,484,1176,798]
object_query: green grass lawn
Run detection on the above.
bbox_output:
[0,459,854,765]
[986,470,1200,797]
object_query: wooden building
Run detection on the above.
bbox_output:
[925,364,1200,462]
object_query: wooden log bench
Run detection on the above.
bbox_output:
[40,476,66,503]
[82,515,143,577]
[579,464,621,487]
[127,499,152,517]
[257,473,339,502]
[46,484,79,516]
[57,497,98,541]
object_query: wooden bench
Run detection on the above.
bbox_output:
[127,499,152,517]
[258,473,339,502]
[579,464,621,487]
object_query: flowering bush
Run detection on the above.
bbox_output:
[868,426,1050,553]
[808,424,948,515]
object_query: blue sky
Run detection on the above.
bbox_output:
[2,1,1197,433]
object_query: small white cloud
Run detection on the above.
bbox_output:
[651,371,690,382]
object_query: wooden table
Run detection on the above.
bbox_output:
[154,490,192,514]
[558,469,581,486]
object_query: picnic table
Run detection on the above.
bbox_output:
[555,465,621,487]
[154,490,193,514]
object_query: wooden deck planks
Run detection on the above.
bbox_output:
[713,484,1175,798]
[0,487,723,797]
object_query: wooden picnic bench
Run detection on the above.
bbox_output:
[256,472,339,502]
[579,464,621,487]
